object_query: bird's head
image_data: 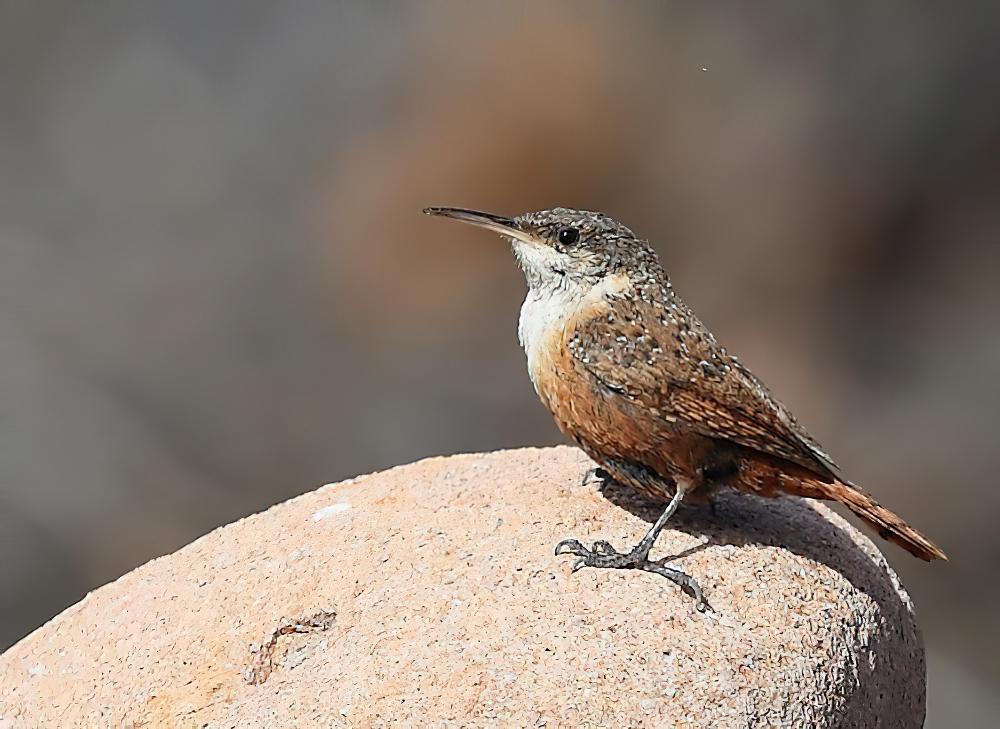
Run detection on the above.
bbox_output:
[424,206,660,294]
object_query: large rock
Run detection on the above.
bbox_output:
[0,447,924,727]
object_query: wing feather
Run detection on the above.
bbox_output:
[567,293,840,478]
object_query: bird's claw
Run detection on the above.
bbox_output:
[579,467,611,488]
[592,540,616,555]
[554,538,586,556]
[643,557,711,611]
[555,538,640,569]
[554,535,710,611]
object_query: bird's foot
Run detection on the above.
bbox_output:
[580,466,612,488]
[554,538,709,611]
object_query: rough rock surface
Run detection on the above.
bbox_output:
[0,446,924,727]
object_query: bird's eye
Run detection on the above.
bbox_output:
[557,227,580,246]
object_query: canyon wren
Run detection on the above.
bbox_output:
[424,206,946,608]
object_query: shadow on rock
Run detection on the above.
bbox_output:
[598,478,913,623]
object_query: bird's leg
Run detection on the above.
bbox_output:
[555,487,708,610]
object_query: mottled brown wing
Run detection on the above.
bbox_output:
[568,294,840,478]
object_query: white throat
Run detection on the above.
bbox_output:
[517,285,578,372]
[516,273,629,384]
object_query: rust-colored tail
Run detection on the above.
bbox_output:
[783,476,947,561]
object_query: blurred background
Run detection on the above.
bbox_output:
[2,1,998,723]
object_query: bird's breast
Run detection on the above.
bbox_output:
[518,275,629,398]
[517,274,629,395]
[517,290,573,389]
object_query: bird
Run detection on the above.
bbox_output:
[424,206,946,608]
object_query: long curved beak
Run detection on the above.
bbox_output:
[423,207,533,244]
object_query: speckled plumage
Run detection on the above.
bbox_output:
[426,206,945,572]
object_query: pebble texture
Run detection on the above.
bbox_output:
[0,446,924,727]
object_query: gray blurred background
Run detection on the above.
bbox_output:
[2,2,998,724]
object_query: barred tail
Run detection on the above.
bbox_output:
[788,477,947,561]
